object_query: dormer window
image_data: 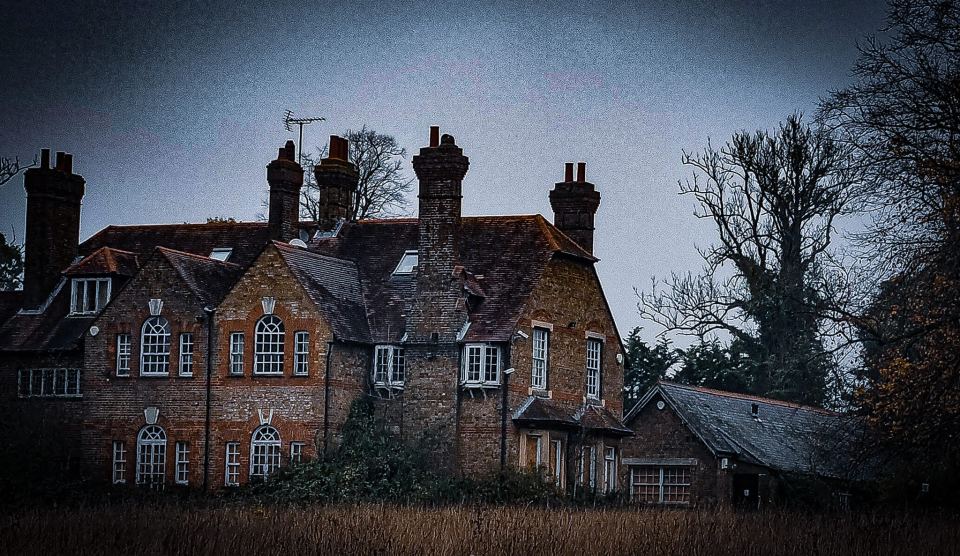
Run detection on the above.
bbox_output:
[70,278,111,315]
[393,251,418,275]
[209,247,233,262]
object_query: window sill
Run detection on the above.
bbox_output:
[292,373,310,378]
[252,372,285,377]
[139,373,170,378]
[460,382,500,389]
[116,373,131,378]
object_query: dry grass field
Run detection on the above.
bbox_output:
[1,502,957,555]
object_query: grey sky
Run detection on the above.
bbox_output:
[0,0,888,339]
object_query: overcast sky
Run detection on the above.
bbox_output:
[0,0,888,340]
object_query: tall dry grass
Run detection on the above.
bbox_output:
[0,503,956,555]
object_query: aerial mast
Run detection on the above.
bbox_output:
[283,110,325,166]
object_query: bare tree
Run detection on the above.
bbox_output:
[638,114,860,406]
[0,155,37,188]
[820,0,960,276]
[300,126,413,221]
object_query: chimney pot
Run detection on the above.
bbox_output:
[429,126,440,147]
[55,151,66,172]
[284,140,296,161]
[64,154,73,175]
[564,162,574,182]
[576,162,586,182]
[40,149,50,170]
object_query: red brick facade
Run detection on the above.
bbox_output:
[4,132,631,495]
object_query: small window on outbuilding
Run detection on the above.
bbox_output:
[393,251,418,275]
[209,248,233,262]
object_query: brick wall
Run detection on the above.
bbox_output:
[82,253,211,487]
[620,392,722,506]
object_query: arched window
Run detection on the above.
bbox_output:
[136,425,167,485]
[250,425,281,480]
[254,315,284,375]
[140,316,171,375]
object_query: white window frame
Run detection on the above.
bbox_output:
[373,345,405,388]
[580,445,596,490]
[629,465,692,504]
[293,331,309,376]
[603,446,617,494]
[254,315,285,375]
[392,250,419,274]
[532,328,549,390]
[289,442,305,465]
[229,332,244,375]
[116,333,131,376]
[69,277,111,315]
[17,368,81,398]
[209,247,233,262]
[179,333,194,377]
[461,343,501,387]
[225,442,240,486]
[136,425,166,486]
[112,440,127,484]
[552,439,563,487]
[586,338,603,399]
[250,425,282,480]
[175,441,189,485]
[140,316,171,376]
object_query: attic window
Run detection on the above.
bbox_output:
[393,251,418,275]
[209,248,233,262]
[70,278,111,315]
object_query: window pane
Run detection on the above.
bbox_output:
[97,279,110,310]
[230,333,244,375]
[140,317,171,375]
[532,329,548,390]
[392,348,405,383]
[484,346,500,383]
[254,315,285,374]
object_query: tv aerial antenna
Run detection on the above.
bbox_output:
[283,110,325,166]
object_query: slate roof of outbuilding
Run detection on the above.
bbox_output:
[309,214,596,343]
[626,381,862,479]
[273,242,371,344]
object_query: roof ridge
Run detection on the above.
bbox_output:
[658,380,836,414]
[155,246,240,267]
[274,241,357,267]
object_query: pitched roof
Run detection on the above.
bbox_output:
[80,221,315,269]
[154,247,243,307]
[309,214,597,343]
[273,242,371,343]
[627,381,861,479]
[0,280,91,352]
[513,396,632,436]
[63,247,140,277]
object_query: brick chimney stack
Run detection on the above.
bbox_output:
[313,135,358,230]
[22,149,85,309]
[404,126,470,470]
[266,140,304,241]
[549,161,601,254]
[411,126,469,301]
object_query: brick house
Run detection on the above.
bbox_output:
[620,381,864,508]
[1,128,629,493]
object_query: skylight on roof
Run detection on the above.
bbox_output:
[393,251,418,275]
[209,248,233,262]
